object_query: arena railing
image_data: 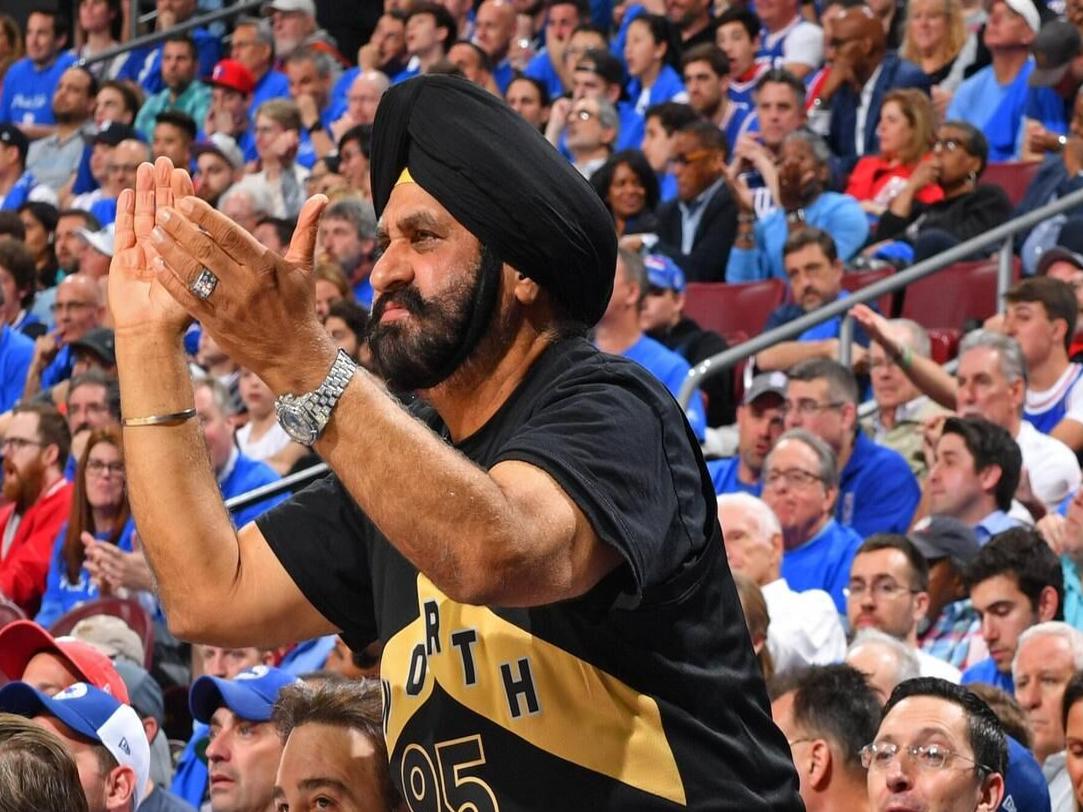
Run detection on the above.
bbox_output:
[676,184,1083,409]
[76,0,262,68]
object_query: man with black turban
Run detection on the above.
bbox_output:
[106,75,802,810]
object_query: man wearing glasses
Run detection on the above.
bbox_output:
[0,403,72,616]
[846,534,963,683]
[865,678,1006,812]
[761,427,862,611]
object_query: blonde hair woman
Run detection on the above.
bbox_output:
[900,0,977,114]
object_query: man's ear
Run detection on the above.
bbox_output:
[105,765,137,811]
[806,739,833,791]
[1038,584,1060,622]
[512,270,542,305]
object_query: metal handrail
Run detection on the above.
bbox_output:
[677,183,1083,407]
[224,461,329,511]
[78,0,262,67]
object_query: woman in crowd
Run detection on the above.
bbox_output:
[235,368,304,474]
[623,14,687,144]
[74,0,135,82]
[0,15,22,89]
[0,237,41,338]
[868,120,1012,260]
[734,572,773,682]
[251,98,310,220]
[1064,672,1083,809]
[313,261,350,320]
[505,76,551,132]
[94,79,141,128]
[900,0,976,114]
[35,428,134,628]
[590,150,660,237]
[17,203,60,292]
[846,88,943,218]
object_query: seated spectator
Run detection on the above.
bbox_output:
[505,75,551,131]
[284,48,341,167]
[623,14,688,146]
[846,628,922,703]
[24,274,105,400]
[867,121,1013,262]
[449,38,499,93]
[312,261,348,319]
[522,0,589,99]
[0,681,150,812]
[0,319,33,413]
[719,492,847,674]
[1021,21,1083,162]
[683,45,753,150]
[708,372,786,495]
[218,176,274,234]
[783,358,921,536]
[640,253,734,426]
[93,80,142,129]
[846,89,942,220]
[847,533,963,681]
[18,202,60,289]
[733,572,773,680]
[0,9,76,138]
[589,149,660,237]
[626,121,737,282]
[0,126,58,211]
[756,0,823,80]
[152,111,196,171]
[962,527,1063,692]
[565,96,619,178]
[900,0,979,113]
[1062,672,1083,810]
[236,368,304,475]
[133,35,212,143]
[813,5,930,180]
[768,665,880,812]
[946,0,1040,161]
[250,99,310,220]
[324,299,369,366]
[189,666,299,812]
[545,49,636,154]
[637,101,699,202]
[69,122,137,214]
[73,0,132,83]
[203,59,256,161]
[330,70,388,143]
[0,618,129,698]
[926,416,1024,541]
[137,0,221,96]
[729,139,868,282]
[862,318,949,478]
[864,678,1007,812]
[1035,230,1083,359]
[0,712,87,812]
[762,428,862,611]
[34,428,133,628]
[593,249,707,438]
[910,515,987,671]
[717,10,770,112]
[26,67,96,196]
[317,197,378,307]
[397,2,457,82]
[471,0,515,91]
[271,679,405,812]
[253,216,294,257]
[0,236,41,340]
[337,124,372,199]
[69,225,110,285]
[82,138,147,229]
[1013,622,1083,808]
[193,135,244,209]
[230,16,291,121]
[0,404,73,616]
[64,366,120,474]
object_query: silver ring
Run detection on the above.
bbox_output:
[189,267,218,301]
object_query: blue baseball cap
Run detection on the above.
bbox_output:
[0,681,150,806]
[644,253,685,293]
[189,665,299,724]
[1001,735,1051,811]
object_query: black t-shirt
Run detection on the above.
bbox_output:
[257,338,801,811]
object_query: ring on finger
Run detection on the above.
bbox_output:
[189,266,219,301]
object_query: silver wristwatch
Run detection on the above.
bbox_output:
[274,349,357,446]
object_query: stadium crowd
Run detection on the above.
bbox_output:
[6,0,1083,808]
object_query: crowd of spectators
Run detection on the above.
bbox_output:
[7,0,1083,808]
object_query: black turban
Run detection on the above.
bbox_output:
[370,75,617,327]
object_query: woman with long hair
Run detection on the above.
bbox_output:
[35,427,134,627]
[590,149,661,237]
[900,0,976,114]
[623,14,688,146]
[74,0,137,82]
[17,202,60,291]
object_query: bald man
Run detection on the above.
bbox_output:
[472,0,516,91]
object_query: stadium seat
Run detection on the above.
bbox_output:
[50,597,155,670]
[683,279,787,341]
[842,269,897,318]
[981,161,1040,208]
[927,328,961,364]
[899,258,1020,330]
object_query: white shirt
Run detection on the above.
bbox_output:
[1044,752,1074,812]
[1016,420,1081,512]
[762,16,824,70]
[761,578,847,675]
[236,421,292,462]
[916,649,962,683]
[855,64,884,157]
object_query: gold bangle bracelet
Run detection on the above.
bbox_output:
[122,408,197,427]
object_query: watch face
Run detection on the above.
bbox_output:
[280,406,318,446]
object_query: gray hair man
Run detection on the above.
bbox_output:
[846,628,921,705]
[317,197,378,307]
[565,96,618,178]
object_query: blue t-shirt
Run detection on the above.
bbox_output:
[250,69,291,123]
[946,61,1034,161]
[220,451,290,528]
[961,656,1014,693]
[353,277,373,309]
[781,518,862,613]
[1025,85,1069,136]
[838,431,919,537]
[35,520,137,629]
[136,28,221,95]
[0,325,34,411]
[0,51,77,125]
[171,722,210,807]
[524,50,565,100]
[621,334,707,441]
[40,343,73,389]
[707,456,762,496]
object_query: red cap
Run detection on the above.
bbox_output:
[0,621,130,703]
[208,59,255,96]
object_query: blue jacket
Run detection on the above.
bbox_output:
[220,451,289,528]
[838,431,920,537]
[0,326,34,412]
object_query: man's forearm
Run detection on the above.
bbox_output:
[898,352,957,409]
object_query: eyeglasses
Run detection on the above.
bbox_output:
[669,149,714,167]
[860,742,989,774]
[2,437,43,452]
[50,301,92,314]
[106,163,141,174]
[567,108,597,122]
[778,400,845,417]
[934,138,964,153]
[844,578,920,601]
[86,459,125,477]
[763,468,823,489]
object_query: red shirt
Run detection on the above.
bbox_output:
[845,156,945,207]
[0,478,73,616]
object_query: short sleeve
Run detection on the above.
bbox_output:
[492,371,709,598]
[255,476,380,650]
[783,23,824,69]
[1063,373,1083,424]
